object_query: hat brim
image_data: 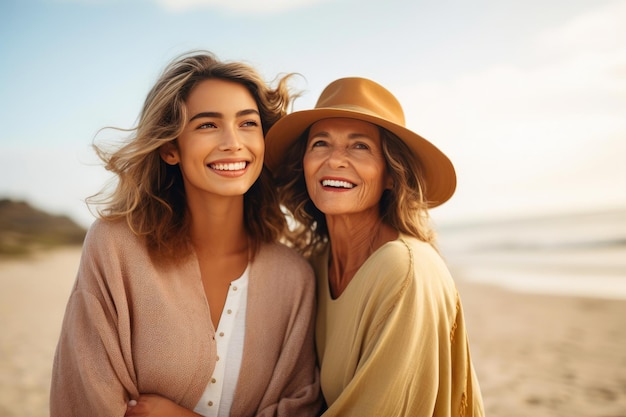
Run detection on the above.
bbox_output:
[265,108,456,208]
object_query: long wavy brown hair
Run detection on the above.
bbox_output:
[275,126,437,258]
[88,50,298,262]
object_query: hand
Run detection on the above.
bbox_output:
[125,394,201,417]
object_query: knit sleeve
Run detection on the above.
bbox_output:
[50,221,139,417]
[321,238,482,417]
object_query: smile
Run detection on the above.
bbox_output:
[321,179,355,189]
[209,162,247,171]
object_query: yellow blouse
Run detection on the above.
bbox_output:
[313,235,484,417]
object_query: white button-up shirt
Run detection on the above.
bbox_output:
[194,265,249,417]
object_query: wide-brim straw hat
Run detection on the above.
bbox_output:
[265,77,456,207]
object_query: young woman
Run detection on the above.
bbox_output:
[265,77,484,416]
[50,51,322,417]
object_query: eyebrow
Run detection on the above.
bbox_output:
[189,109,260,122]
[309,131,377,140]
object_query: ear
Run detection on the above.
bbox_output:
[159,141,180,165]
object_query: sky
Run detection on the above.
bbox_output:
[1,0,625,228]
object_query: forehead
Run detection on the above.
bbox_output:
[309,117,380,138]
[186,78,257,110]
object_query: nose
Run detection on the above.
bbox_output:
[326,146,348,168]
[218,126,243,151]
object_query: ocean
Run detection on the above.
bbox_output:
[437,208,626,300]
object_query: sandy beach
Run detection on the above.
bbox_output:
[454,273,626,416]
[0,248,81,417]
[1,246,625,416]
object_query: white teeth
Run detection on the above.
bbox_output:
[210,162,247,171]
[322,179,355,189]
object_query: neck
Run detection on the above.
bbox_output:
[187,194,248,256]
[326,211,398,298]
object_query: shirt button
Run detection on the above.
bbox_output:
[211,378,217,383]
[227,309,232,314]
[208,401,213,406]
[219,332,225,337]
[232,286,238,291]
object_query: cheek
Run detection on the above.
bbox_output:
[246,136,264,176]
[363,168,388,195]
[302,154,315,182]
[177,138,204,160]
[251,134,265,155]
[302,161,318,198]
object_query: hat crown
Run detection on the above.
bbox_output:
[315,78,406,127]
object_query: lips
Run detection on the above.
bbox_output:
[321,179,355,189]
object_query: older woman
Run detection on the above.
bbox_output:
[265,77,484,416]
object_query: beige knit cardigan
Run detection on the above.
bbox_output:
[50,219,322,417]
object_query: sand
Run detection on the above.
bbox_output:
[1,247,625,417]
[453,273,626,416]
[0,248,80,417]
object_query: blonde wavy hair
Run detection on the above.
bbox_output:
[275,126,437,258]
[88,50,297,262]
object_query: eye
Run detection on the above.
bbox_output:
[198,122,217,129]
[353,142,370,150]
[310,139,328,148]
[241,120,260,128]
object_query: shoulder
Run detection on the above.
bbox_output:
[82,218,146,261]
[398,236,450,271]
[254,242,315,288]
[373,235,451,275]
[85,218,135,243]
[363,237,435,279]
[258,242,313,272]
[376,235,441,262]
[367,235,455,294]
[247,243,316,318]
[398,235,458,300]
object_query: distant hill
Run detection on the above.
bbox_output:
[0,198,86,257]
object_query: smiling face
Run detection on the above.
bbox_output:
[303,117,392,218]
[160,78,264,201]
